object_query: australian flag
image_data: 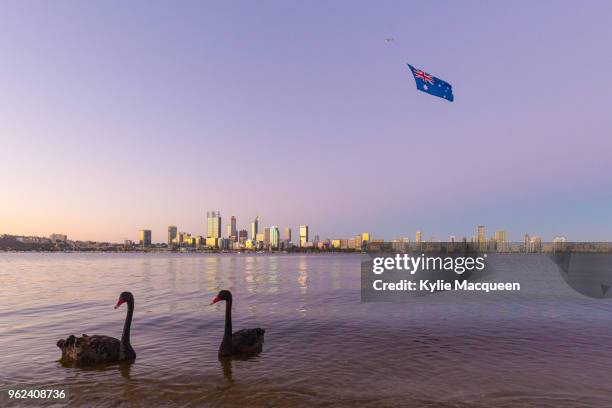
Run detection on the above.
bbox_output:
[407,64,454,102]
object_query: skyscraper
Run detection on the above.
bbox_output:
[477,225,486,250]
[251,216,259,241]
[207,211,221,239]
[299,225,309,247]
[270,226,279,249]
[494,230,508,252]
[230,216,237,240]
[139,229,152,247]
[264,227,271,246]
[355,234,363,249]
[362,232,370,243]
[168,226,177,245]
[416,231,422,243]
[477,225,486,241]
[283,227,292,242]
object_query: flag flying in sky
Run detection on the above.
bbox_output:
[407,64,454,102]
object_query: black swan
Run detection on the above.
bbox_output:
[57,291,136,365]
[211,290,265,358]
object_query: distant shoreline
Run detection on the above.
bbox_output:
[0,249,364,254]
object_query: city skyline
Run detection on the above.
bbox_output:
[0,210,589,245]
[0,206,575,252]
[86,216,567,246]
[1,1,611,242]
[0,206,580,246]
[1,224,586,254]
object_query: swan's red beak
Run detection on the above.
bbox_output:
[210,296,221,305]
[114,298,125,309]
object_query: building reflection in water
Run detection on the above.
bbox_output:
[297,256,308,295]
[166,256,178,313]
[166,256,177,290]
[244,256,257,294]
[296,256,308,316]
[244,256,260,295]
[267,256,279,295]
[330,261,342,291]
[205,256,221,293]
[140,257,153,292]
[224,255,239,289]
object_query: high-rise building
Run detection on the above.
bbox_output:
[251,216,259,241]
[270,226,280,249]
[299,225,309,247]
[494,230,508,252]
[238,229,248,243]
[264,227,271,246]
[139,229,152,247]
[494,230,507,243]
[168,226,177,245]
[355,234,363,249]
[477,225,486,243]
[476,225,486,250]
[416,231,422,243]
[195,236,205,248]
[283,227,292,242]
[229,216,237,240]
[362,232,370,243]
[207,211,222,239]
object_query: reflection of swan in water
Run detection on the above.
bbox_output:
[211,290,265,358]
[59,358,135,381]
[119,361,133,380]
[220,358,233,383]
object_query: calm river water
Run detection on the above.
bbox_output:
[1,253,612,407]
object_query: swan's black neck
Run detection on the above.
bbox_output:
[121,300,134,346]
[222,299,233,351]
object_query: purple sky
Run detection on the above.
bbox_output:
[1,0,611,242]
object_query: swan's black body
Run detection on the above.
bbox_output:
[212,290,265,358]
[57,292,136,365]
